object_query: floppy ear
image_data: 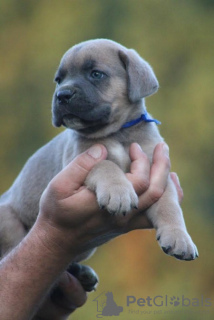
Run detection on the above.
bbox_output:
[119,49,159,103]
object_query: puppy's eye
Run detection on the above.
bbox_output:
[90,70,105,80]
[54,77,61,84]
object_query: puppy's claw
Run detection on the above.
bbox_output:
[195,246,199,258]
[162,246,172,254]
[174,252,185,260]
[109,210,117,216]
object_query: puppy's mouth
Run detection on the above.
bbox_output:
[53,102,111,134]
[62,114,105,132]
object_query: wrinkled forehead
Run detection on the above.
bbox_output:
[59,40,125,74]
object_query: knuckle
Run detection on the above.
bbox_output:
[141,151,150,163]
[149,185,165,202]
[137,178,150,192]
[47,180,66,199]
[48,180,60,194]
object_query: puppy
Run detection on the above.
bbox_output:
[0,39,198,291]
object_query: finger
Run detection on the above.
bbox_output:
[138,142,171,210]
[42,272,87,320]
[55,271,87,310]
[170,172,183,203]
[127,210,153,231]
[35,271,87,319]
[48,144,108,200]
[126,143,150,195]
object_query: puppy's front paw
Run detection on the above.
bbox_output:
[68,263,98,292]
[96,181,138,216]
[156,227,199,261]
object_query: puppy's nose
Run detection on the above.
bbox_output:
[56,90,75,104]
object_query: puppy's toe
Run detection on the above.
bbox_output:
[122,194,138,215]
[113,188,138,215]
[97,183,138,215]
[157,227,198,261]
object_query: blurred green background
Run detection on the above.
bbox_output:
[0,0,213,319]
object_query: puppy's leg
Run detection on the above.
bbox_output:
[0,204,27,256]
[85,160,138,215]
[147,178,198,261]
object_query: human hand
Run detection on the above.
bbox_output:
[36,142,182,259]
[123,143,183,231]
[33,271,87,320]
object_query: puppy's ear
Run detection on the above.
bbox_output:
[119,49,159,103]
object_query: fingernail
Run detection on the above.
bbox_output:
[136,143,143,152]
[162,143,169,156]
[87,145,102,159]
[133,143,144,154]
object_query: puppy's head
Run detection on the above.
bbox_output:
[52,39,158,138]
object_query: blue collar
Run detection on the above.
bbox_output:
[122,111,161,129]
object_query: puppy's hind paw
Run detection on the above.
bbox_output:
[156,227,199,261]
[68,263,99,292]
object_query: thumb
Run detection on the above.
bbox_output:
[48,144,107,200]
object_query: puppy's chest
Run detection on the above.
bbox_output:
[105,140,130,172]
[69,135,131,172]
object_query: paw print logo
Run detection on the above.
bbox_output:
[170,296,180,307]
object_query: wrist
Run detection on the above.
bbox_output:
[31,217,76,267]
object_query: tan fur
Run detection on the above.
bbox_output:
[0,39,198,263]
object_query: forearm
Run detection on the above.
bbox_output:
[0,222,74,320]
